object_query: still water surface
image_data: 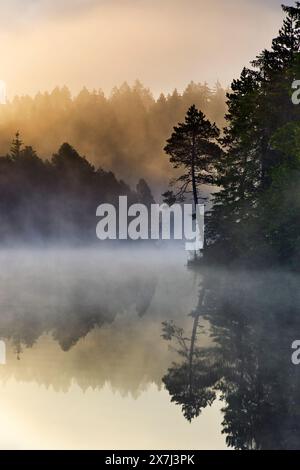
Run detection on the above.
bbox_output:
[0,248,298,449]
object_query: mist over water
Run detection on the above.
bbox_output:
[0,247,198,368]
[0,247,298,449]
[0,0,298,453]
[0,247,227,449]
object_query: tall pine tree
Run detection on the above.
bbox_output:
[163,105,221,208]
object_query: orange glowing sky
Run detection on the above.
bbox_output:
[0,0,292,98]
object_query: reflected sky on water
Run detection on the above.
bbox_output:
[0,248,225,450]
[0,248,299,449]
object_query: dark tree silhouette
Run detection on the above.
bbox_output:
[163,105,221,207]
[0,135,155,243]
[136,178,155,205]
[9,132,23,160]
[206,3,300,266]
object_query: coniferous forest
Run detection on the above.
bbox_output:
[0,81,227,194]
[206,3,300,268]
[0,82,226,244]
[1,0,300,452]
[158,3,300,450]
[163,3,300,269]
[0,133,156,243]
[0,3,299,268]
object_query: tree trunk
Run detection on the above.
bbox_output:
[188,288,206,396]
[191,134,205,252]
[191,135,199,208]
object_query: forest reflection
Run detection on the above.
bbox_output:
[1,249,299,449]
[162,267,300,450]
[0,248,198,396]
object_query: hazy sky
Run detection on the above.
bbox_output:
[0,0,294,98]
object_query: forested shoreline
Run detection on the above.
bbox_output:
[0,134,154,243]
[163,3,300,269]
[1,3,300,268]
[206,3,300,269]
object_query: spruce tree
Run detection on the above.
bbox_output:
[9,132,23,160]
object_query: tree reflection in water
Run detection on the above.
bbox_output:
[162,269,300,450]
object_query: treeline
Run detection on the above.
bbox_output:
[0,134,154,243]
[0,81,227,194]
[206,3,300,268]
[164,3,300,268]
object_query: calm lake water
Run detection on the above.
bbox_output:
[0,248,299,449]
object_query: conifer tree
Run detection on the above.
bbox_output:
[9,132,23,160]
[163,105,221,208]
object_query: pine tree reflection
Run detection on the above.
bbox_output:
[162,269,300,449]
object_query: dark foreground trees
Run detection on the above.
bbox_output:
[163,3,300,268]
[206,2,300,267]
